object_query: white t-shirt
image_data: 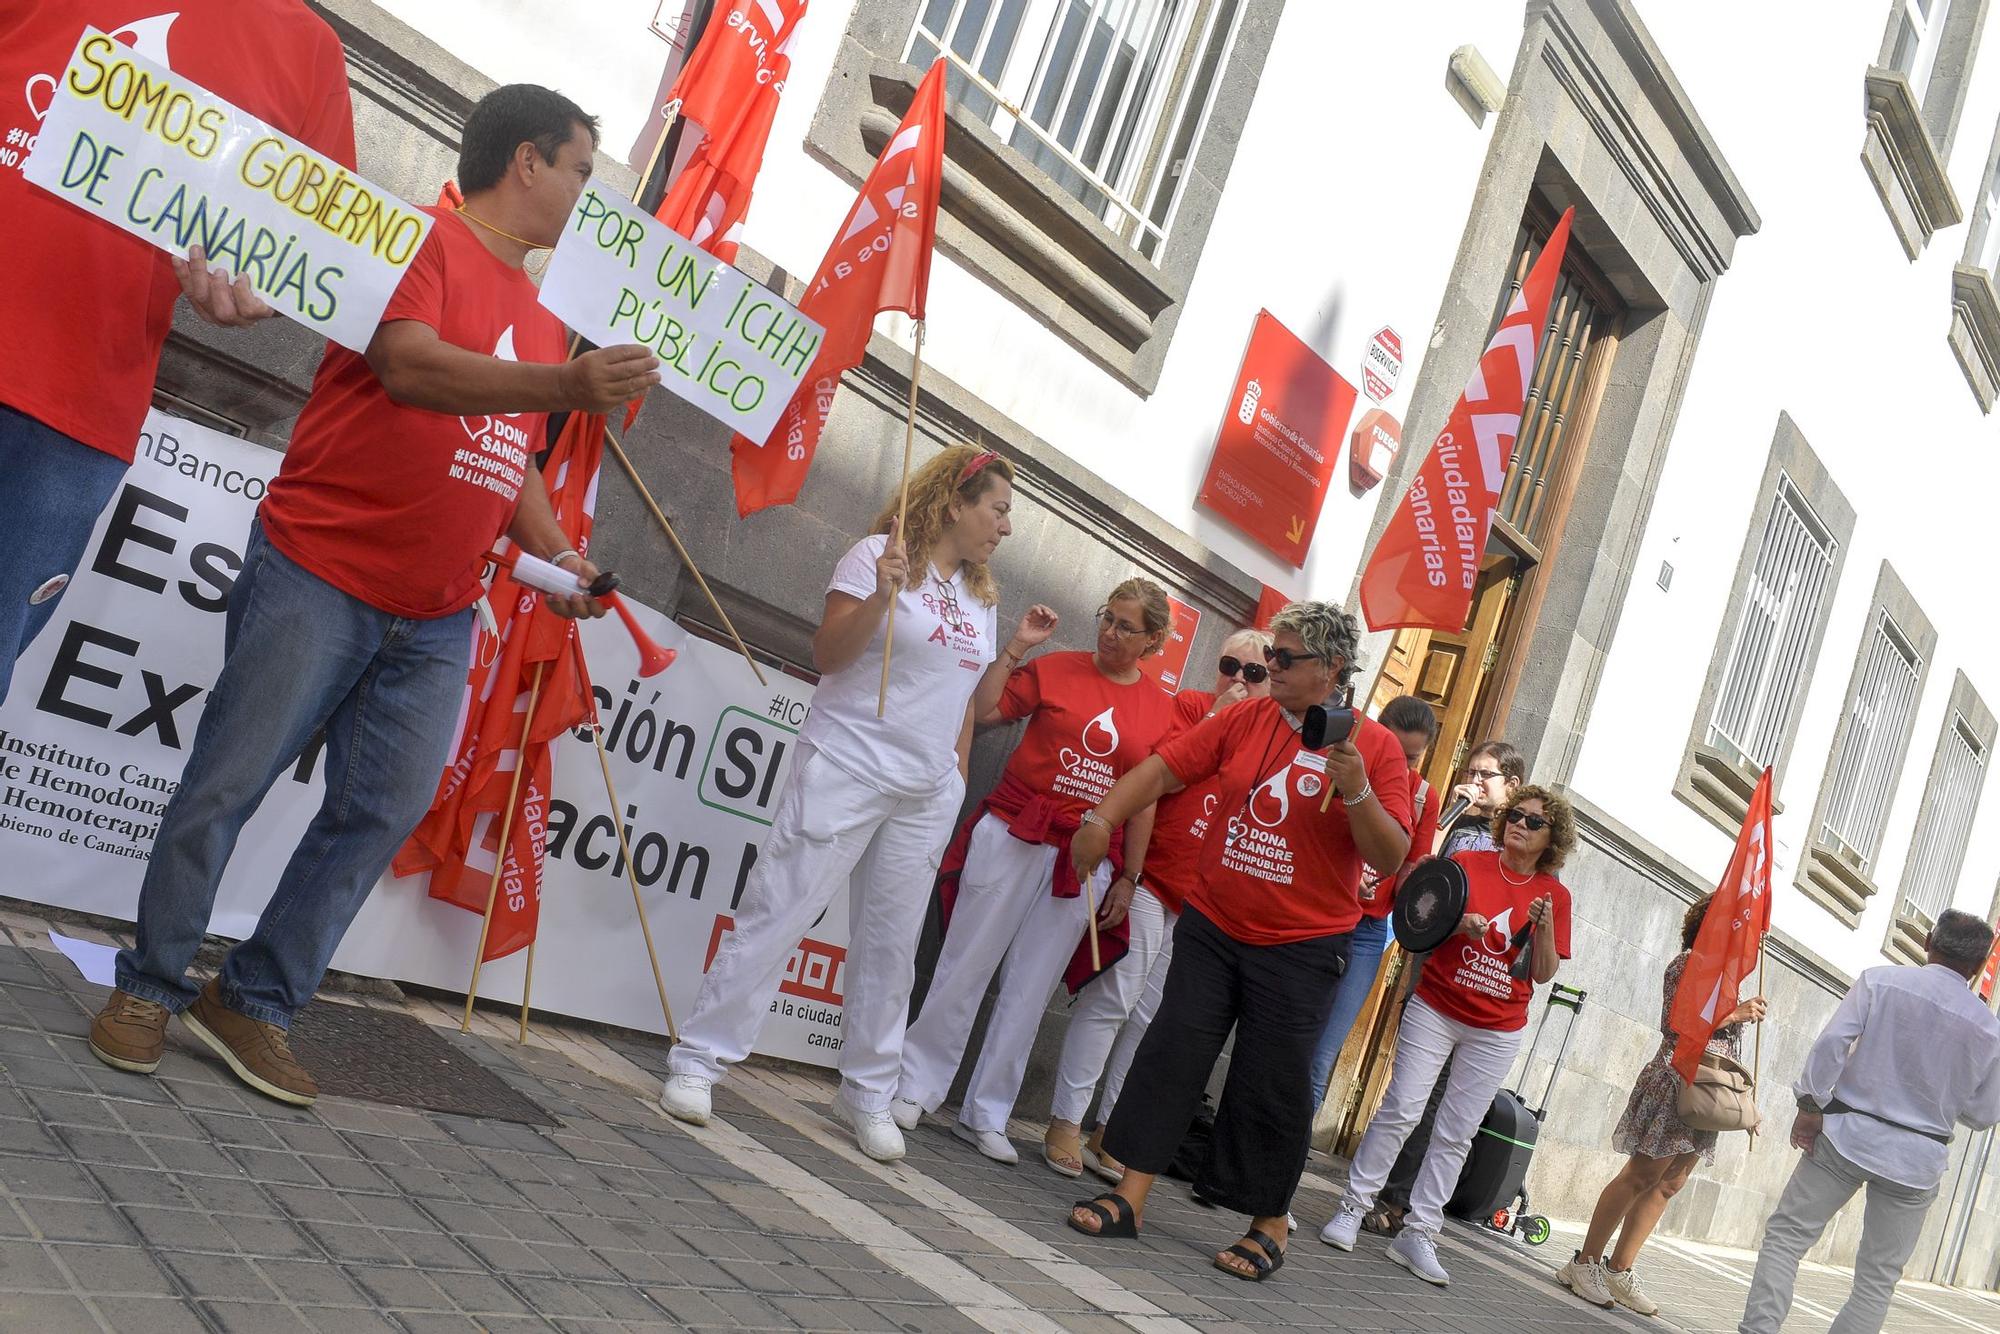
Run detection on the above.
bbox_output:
[800,534,998,796]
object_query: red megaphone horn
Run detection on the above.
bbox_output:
[493,550,677,678]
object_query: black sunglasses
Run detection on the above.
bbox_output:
[1261,645,1324,672]
[1218,655,1268,684]
[1504,809,1550,832]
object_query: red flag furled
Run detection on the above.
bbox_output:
[1253,584,1289,631]
[728,58,946,516]
[1359,209,1574,632]
[654,1,808,262]
[393,414,606,961]
[1669,768,1775,1084]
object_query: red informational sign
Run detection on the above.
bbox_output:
[1979,924,2000,1002]
[1363,326,1403,402]
[1198,311,1358,567]
[1349,409,1402,493]
[1138,595,1203,693]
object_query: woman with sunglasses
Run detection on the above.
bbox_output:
[1060,602,1414,1283]
[1043,628,1273,1180]
[893,578,1179,1163]
[661,446,1015,1162]
[1322,786,1575,1287]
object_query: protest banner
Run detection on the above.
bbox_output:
[0,411,844,1064]
[538,183,823,446]
[22,28,431,353]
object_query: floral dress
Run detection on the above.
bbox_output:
[1611,951,1744,1163]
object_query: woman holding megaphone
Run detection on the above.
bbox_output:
[1058,602,1413,1284]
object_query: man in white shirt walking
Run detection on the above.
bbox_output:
[1739,909,2000,1334]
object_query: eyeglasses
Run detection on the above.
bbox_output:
[1465,767,1505,784]
[1218,655,1268,684]
[1504,809,1550,832]
[1261,645,1325,672]
[1096,608,1149,640]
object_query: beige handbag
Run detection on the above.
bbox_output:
[1676,1051,1760,1133]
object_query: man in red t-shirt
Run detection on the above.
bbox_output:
[1062,601,1413,1282]
[87,85,663,1108]
[0,2,357,702]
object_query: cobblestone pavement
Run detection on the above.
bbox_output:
[0,913,1995,1333]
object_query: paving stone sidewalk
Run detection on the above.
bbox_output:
[0,918,1994,1333]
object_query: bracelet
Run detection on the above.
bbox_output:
[1341,780,1373,808]
[547,548,580,569]
[1080,810,1112,832]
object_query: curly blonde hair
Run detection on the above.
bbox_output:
[1489,784,1576,873]
[871,445,1015,607]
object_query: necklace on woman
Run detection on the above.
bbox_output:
[455,206,552,277]
[1497,858,1536,886]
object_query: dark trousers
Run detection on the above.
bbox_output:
[1381,1051,1452,1209]
[1103,907,1349,1218]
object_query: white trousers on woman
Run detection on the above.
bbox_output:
[1340,995,1522,1234]
[896,812,1109,1134]
[1049,887,1174,1126]
[667,743,964,1113]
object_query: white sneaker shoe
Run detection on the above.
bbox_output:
[890,1098,923,1131]
[842,1101,907,1163]
[1319,1201,1364,1251]
[659,1074,713,1126]
[1557,1252,1615,1307]
[1605,1264,1659,1316]
[952,1120,1019,1164]
[1388,1228,1449,1286]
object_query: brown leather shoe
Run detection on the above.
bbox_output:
[89,990,169,1073]
[181,980,317,1106]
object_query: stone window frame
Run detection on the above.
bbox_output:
[1950,117,2000,410]
[1672,413,1855,835]
[803,0,1285,394]
[1885,671,1996,963]
[1862,0,1989,258]
[1794,563,1937,927]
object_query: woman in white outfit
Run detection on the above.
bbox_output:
[891,579,1179,1163]
[660,446,1016,1161]
[1042,629,1271,1179]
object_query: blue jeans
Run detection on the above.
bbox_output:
[117,520,474,1027]
[0,403,130,703]
[1309,912,1390,1107]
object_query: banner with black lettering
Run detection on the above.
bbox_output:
[0,411,847,1066]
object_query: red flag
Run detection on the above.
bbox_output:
[393,414,606,961]
[653,1,805,262]
[1253,584,1289,631]
[727,58,946,516]
[1669,768,1774,1084]
[1360,209,1574,632]
[1978,923,2000,1002]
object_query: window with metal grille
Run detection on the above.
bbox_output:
[1900,714,1986,927]
[1819,612,1923,870]
[1706,477,1838,771]
[905,0,1245,260]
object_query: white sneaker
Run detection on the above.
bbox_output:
[1557,1252,1615,1308]
[659,1074,713,1126]
[1388,1228,1449,1286]
[952,1120,1019,1164]
[1605,1264,1659,1316]
[890,1098,922,1131]
[1319,1201,1364,1251]
[842,1101,907,1163]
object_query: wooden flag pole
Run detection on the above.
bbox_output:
[1083,876,1102,973]
[518,937,538,1044]
[602,426,767,687]
[462,662,548,1032]
[877,322,927,718]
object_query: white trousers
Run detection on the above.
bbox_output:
[1341,996,1521,1235]
[1049,888,1174,1125]
[896,812,1109,1133]
[667,744,964,1112]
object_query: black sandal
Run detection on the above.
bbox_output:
[1066,1192,1140,1239]
[1213,1228,1286,1282]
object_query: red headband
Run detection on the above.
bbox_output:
[959,450,1000,484]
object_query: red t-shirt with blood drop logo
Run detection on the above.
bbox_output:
[1156,698,1414,945]
[0,1,356,460]
[1140,689,1220,915]
[1356,769,1441,919]
[997,652,1178,822]
[1415,849,1572,1032]
[259,209,568,619]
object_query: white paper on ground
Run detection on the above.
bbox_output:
[49,930,119,986]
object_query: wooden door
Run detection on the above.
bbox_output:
[1369,556,1518,795]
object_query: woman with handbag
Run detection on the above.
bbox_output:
[1558,894,1766,1315]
